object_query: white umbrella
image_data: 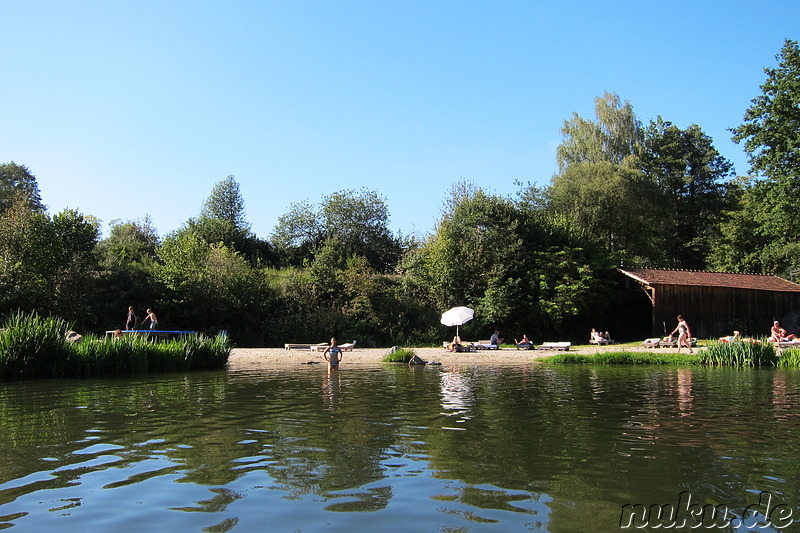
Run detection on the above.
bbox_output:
[440,306,474,337]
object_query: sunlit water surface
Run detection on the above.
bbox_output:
[1,364,799,532]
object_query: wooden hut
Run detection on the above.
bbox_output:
[615,267,800,340]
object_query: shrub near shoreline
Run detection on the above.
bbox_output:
[0,312,231,380]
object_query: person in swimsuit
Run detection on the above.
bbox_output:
[126,306,137,330]
[323,337,343,370]
[142,308,159,330]
[670,315,693,354]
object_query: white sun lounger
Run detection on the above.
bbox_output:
[536,342,571,351]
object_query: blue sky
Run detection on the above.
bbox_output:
[1,1,798,240]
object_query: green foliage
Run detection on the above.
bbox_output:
[642,119,734,269]
[545,351,701,365]
[271,188,401,272]
[382,348,416,363]
[0,200,99,326]
[732,39,800,184]
[720,40,800,276]
[201,175,249,230]
[700,341,778,367]
[778,348,800,367]
[407,186,613,340]
[0,311,71,378]
[153,231,272,339]
[0,161,44,214]
[0,312,231,380]
[66,333,230,377]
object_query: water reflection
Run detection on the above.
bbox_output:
[0,365,798,531]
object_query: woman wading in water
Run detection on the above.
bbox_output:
[323,337,343,371]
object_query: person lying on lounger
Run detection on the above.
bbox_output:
[514,335,532,349]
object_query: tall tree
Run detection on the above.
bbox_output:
[200,175,249,230]
[190,175,272,264]
[548,92,659,263]
[271,188,400,272]
[719,39,800,275]
[732,39,800,189]
[0,162,44,214]
[642,119,734,268]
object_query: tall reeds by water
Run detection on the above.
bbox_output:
[0,312,230,380]
[700,340,778,367]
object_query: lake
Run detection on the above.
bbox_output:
[1,363,798,532]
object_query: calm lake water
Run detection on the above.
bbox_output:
[1,363,799,532]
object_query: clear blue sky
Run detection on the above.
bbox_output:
[1,1,798,240]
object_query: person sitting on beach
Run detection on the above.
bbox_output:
[514,334,532,349]
[489,331,503,346]
[590,329,604,343]
[769,321,796,342]
[447,335,462,352]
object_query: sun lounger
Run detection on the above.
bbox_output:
[642,338,661,348]
[536,342,571,351]
[339,340,357,351]
[285,343,324,350]
[590,338,614,345]
[475,340,500,350]
[658,337,697,348]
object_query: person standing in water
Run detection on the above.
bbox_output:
[323,337,343,370]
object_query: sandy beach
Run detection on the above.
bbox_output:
[227,343,695,370]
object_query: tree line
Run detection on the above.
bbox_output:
[1,39,798,345]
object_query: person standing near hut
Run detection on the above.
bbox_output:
[670,315,693,354]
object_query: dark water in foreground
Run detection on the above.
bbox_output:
[1,364,799,532]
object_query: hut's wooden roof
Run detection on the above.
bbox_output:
[617,267,800,292]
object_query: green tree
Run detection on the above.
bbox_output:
[642,119,734,268]
[200,175,248,230]
[0,199,99,326]
[94,217,161,329]
[0,162,44,214]
[152,231,270,338]
[732,39,800,188]
[547,92,659,263]
[717,39,800,275]
[406,187,612,340]
[188,176,272,265]
[271,188,400,272]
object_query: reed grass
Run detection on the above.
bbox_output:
[1,312,231,380]
[382,348,416,363]
[778,348,800,367]
[545,351,701,365]
[0,311,71,378]
[700,340,778,367]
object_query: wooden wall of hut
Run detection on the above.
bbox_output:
[652,285,800,339]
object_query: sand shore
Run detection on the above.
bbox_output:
[227,344,696,370]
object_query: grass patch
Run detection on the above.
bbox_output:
[545,350,701,365]
[1,311,231,380]
[382,348,416,363]
[778,348,800,367]
[700,341,777,367]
